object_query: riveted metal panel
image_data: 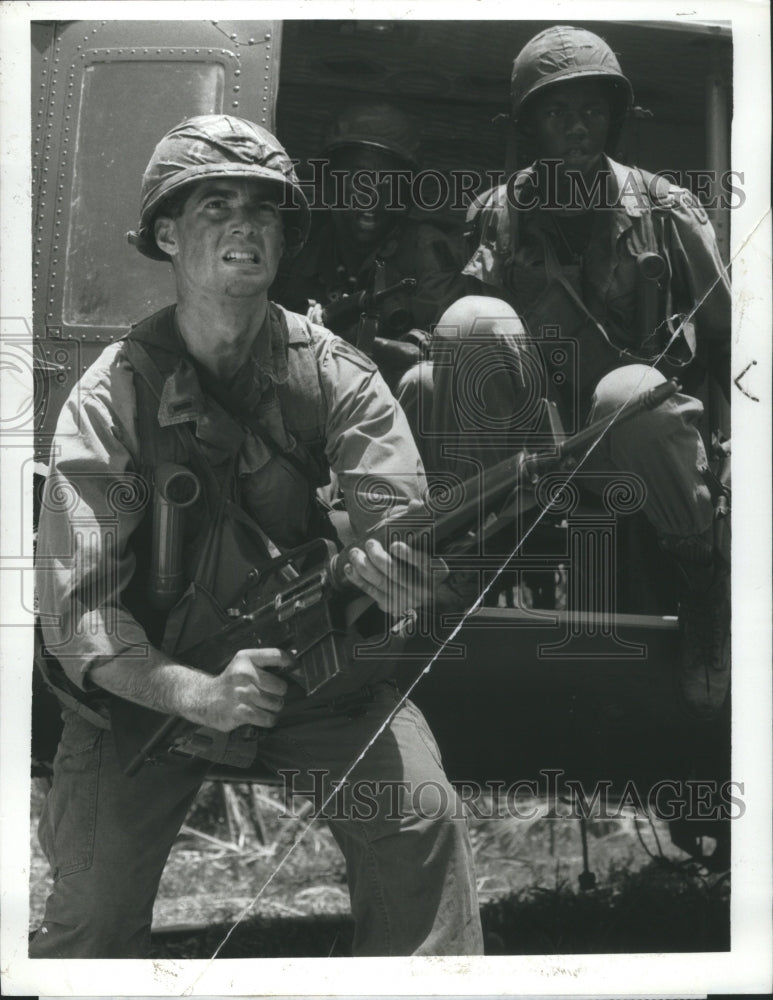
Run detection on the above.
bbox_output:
[33,339,81,462]
[31,22,58,237]
[32,19,280,452]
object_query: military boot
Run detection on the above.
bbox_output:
[659,533,731,721]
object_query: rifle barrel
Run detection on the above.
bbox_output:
[127,378,679,774]
[331,378,681,586]
[556,377,680,462]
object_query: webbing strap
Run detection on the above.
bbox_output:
[125,338,291,575]
[123,339,222,503]
[34,642,110,731]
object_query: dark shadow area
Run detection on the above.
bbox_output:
[148,861,729,958]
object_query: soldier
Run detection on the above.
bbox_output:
[272,102,469,388]
[410,26,731,720]
[31,115,482,958]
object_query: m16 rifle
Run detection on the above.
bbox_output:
[320,266,420,383]
[320,277,417,347]
[125,378,682,777]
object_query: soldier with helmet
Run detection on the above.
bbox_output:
[32,115,483,958]
[413,26,731,720]
[272,101,469,388]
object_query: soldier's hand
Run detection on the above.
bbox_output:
[307,301,325,325]
[343,532,445,618]
[202,648,291,732]
[372,338,421,371]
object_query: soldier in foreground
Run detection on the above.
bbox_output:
[272,102,469,389]
[408,26,731,720]
[32,115,482,958]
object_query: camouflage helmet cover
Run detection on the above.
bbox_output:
[128,115,311,261]
[511,26,634,123]
[320,102,421,169]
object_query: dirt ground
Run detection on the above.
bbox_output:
[28,779,729,957]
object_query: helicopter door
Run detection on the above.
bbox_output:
[31,19,281,459]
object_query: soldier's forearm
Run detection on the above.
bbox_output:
[89,654,216,727]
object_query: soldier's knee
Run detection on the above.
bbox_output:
[432,296,525,347]
[590,365,704,443]
[592,364,666,414]
[396,359,432,399]
[404,778,471,831]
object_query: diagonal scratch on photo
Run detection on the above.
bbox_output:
[23,14,740,962]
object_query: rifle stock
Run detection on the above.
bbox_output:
[125,378,680,775]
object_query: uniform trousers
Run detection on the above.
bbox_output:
[30,681,483,958]
[397,296,715,540]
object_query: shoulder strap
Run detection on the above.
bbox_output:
[123,337,222,505]
[629,168,695,363]
[272,306,330,486]
[625,167,660,255]
[128,347,176,475]
[279,306,328,439]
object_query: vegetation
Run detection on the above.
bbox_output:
[29,779,729,957]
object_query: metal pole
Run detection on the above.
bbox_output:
[704,40,732,452]
[705,42,730,263]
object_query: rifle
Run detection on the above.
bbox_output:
[320,277,417,346]
[124,378,680,776]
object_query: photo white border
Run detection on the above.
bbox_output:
[1,1,770,996]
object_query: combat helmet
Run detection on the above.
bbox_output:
[128,115,310,261]
[320,102,421,170]
[511,26,633,133]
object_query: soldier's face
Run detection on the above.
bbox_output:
[155,178,285,300]
[328,147,408,249]
[527,80,611,177]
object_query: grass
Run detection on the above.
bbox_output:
[29,778,729,957]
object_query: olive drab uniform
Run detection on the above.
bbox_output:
[462,158,731,414]
[420,159,730,551]
[408,24,731,723]
[32,302,482,958]
[32,110,482,959]
[35,301,426,731]
[112,302,355,771]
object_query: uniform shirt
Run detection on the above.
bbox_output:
[463,156,730,397]
[272,216,469,342]
[36,303,426,692]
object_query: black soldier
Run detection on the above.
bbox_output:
[31,115,482,958]
[408,26,731,720]
[272,102,469,388]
